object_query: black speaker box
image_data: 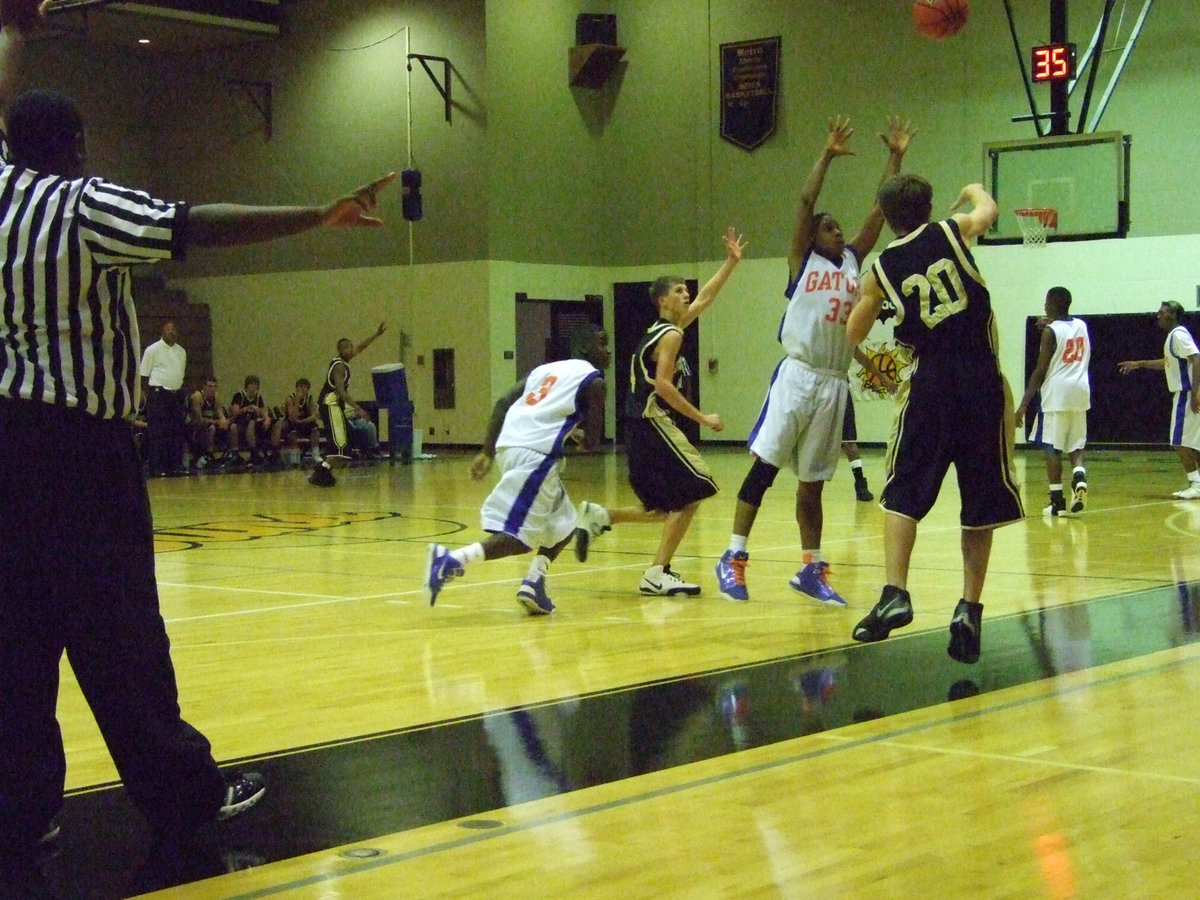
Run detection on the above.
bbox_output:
[576,13,617,46]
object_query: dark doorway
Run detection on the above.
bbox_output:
[514,294,606,436]
[1023,311,1186,445]
[613,280,700,446]
[515,295,605,378]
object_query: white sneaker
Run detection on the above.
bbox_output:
[639,564,701,596]
[573,501,611,562]
[1176,485,1200,500]
[1070,481,1087,514]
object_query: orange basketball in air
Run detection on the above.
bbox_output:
[913,0,969,40]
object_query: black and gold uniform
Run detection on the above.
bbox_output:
[624,318,717,512]
[871,218,1023,527]
[319,356,352,455]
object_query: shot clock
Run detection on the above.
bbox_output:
[1031,42,1076,83]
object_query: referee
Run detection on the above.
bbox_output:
[0,9,397,889]
[139,320,188,475]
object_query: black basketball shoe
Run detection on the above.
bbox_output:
[947,599,983,664]
[852,585,913,643]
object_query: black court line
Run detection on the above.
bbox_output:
[32,579,1200,898]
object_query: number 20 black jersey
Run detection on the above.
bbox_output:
[870,218,1001,393]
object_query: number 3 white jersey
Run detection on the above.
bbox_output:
[778,248,859,371]
[497,358,601,458]
[1040,318,1091,412]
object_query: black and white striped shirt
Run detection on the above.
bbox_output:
[0,142,187,420]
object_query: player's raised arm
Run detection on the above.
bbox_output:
[0,1,49,129]
[847,117,916,261]
[949,183,998,242]
[680,227,746,328]
[789,116,854,278]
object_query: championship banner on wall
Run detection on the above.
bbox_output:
[719,36,780,151]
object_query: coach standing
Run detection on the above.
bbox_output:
[140,320,187,475]
[0,4,397,892]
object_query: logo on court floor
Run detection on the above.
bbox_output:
[153,511,404,552]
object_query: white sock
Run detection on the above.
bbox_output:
[728,534,748,554]
[803,548,821,565]
[452,543,486,567]
[526,553,551,580]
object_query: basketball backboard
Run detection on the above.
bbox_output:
[980,131,1129,244]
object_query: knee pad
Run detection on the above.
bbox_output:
[738,457,780,507]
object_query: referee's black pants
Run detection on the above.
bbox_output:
[0,399,225,857]
[145,387,186,473]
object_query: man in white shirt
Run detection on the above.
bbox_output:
[139,320,187,476]
[1119,301,1200,498]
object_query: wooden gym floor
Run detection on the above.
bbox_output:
[35,446,1200,898]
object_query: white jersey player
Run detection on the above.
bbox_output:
[1118,301,1200,498]
[1016,287,1091,516]
[714,115,916,605]
[424,326,611,614]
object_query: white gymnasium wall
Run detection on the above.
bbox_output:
[174,260,491,446]
[173,232,1199,447]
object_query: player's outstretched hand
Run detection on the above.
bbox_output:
[323,172,397,228]
[826,116,855,157]
[722,226,747,262]
[879,116,917,156]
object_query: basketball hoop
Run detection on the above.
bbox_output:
[1014,208,1058,246]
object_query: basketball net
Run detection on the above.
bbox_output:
[1014,208,1058,247]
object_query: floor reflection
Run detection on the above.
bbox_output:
[47,580,1200,897]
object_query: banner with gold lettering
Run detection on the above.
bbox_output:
[720,37,780,151]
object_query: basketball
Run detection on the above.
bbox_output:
[913,0,969,40]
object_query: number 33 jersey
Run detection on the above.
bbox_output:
[497,359,601,458]
[779,248,860,372]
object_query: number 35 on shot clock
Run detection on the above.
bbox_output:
[1031,42,1076,83]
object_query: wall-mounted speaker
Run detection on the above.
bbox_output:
[576,13,617,46]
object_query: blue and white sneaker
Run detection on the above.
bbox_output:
[425,543,464,606]
[574,500,612,562]
[715,550,749,602]
[789,561,847,606]
[516,576,555,615]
